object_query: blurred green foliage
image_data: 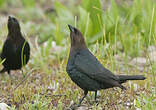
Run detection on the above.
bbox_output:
[0,0,155,49]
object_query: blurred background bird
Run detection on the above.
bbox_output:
[0,16,30,74]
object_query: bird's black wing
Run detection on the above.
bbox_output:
[74,49,119,84]
[1,40,14,59]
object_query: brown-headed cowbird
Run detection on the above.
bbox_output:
[0,16,30,74]
[66,25,146,106]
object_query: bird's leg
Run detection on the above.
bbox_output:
[77,90,88,107]
[94,90,99,106]
[8,70,14,81]
[95,90,97,101]
[7,70,10,74]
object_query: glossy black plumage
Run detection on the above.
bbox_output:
[0,16,30,74]
[66,25,146,106]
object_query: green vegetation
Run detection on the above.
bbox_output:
[0,0,155,109]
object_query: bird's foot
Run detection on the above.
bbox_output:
[77,103,81,107]
[69,104,89,110]
[69,103,79,110]
[88,99,99,106]
[95,101,99,106]
[94,99,99,106]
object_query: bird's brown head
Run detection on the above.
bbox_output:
[8,16,21,34]
[68,25,86,50]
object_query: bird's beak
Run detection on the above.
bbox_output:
[8,16,13,21]
[8,16,11,19]
[8,16,12,19]
[68,24,75,33]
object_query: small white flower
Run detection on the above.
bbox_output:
[0,103,10,110]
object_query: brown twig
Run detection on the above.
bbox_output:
[14,69,35,90]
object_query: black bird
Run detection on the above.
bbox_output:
[0,16,30,74]
[66,25,146,106]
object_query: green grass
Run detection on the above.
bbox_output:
[0,0,156,109]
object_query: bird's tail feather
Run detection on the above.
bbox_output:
[117,75,146,83]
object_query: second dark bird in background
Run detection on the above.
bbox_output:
[0,16,30,74]
[66,25,146,107]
